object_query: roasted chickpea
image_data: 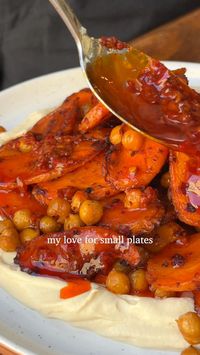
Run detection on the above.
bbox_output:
[20,228,39,243]
[79,200,103,225]
[0,126,6,133]
[39,216,60,234]
[129,269,148,292]
[47,197,70,223]
[106,269,130,294]
[154,288,175,298]
[181,346,200,355]
[0,219,14,233]
[109,125,122,145]
[71,191,88,213]
[64,214,84,230]
[0,228,20,252]
[124,189,142,209]
[161,171,170,188]
[114,260,130,274]
[122,129,144,151]
[19,140,33,153]
[13,209,32,230]
[177,312,200,345]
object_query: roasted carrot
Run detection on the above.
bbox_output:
[106,137,168,190]
[33,153,117,205]
[0,133,106,189]
[147,233,200,292]
[0,190,46,221]
[15,227,140,279]
[79,102,112,132]
[99,192,164,235]
[170,151,200,227]
[32,88,97,136]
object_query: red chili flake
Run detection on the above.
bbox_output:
[100,36,128,50]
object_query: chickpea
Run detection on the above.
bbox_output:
[71,191,88,213]
[40,216,61,234]
[79,200,103,225]
[64,214,84,230]
[122,129,144,151]
[129,269,148,292]
[0,219,14,233]
[47,197,70,223]
[154,288,175,298]
[161,171,170,188]
[181,346,200,355]
[0,228,20,252]
[109,125,122,145]
[13,209,32,230]
[124,189,142,209]
[114,260,130,274]
[106,269,130,294]
[0,126,6,133]
[177,312,200,345]
[20,228,39,243]
[147,222,185,254]
[19,140,33,153]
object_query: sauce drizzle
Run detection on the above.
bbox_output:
[87,38,200,153]
[60,279,91,299]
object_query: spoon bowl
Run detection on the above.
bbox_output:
[49,0,200,152]
[48,0,165,144]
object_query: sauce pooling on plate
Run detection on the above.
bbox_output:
[87,37,200,153]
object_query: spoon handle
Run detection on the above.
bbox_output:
[48,0,83,45]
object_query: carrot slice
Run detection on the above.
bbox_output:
[99,193,164,235]
[33,153,117,204]
[79,102,112,133]
[31,88,97,136]
[106,137,168,190]
[0,133,106,189]
[0,190,46,220]
[15,227,140,279]
[147,233,200,292]
[170,151,200,227]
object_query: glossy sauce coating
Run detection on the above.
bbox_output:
[87,38,200,152]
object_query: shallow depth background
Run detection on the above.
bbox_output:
[0,0,199,89]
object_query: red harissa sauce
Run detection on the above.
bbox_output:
[87,37,200,154]
[60,279,91,299]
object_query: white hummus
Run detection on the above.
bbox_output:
[0,112,195,351]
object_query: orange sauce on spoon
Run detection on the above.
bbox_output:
[87,37,200,153]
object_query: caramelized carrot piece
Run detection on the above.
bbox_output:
[147,233,200,292]
[99,192,164,235]
[15,227,140,279]
[170,151,200,227]
[79,102,112,133]
[0,190,46,220]
[106,137,168,190]
[33,153,117,204]
[31,88,97,136]
[0,133,106,189]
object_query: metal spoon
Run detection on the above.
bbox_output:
[48,0,199,150]
[48,0,163,141]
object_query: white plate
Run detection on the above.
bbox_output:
[0,63,199,355]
